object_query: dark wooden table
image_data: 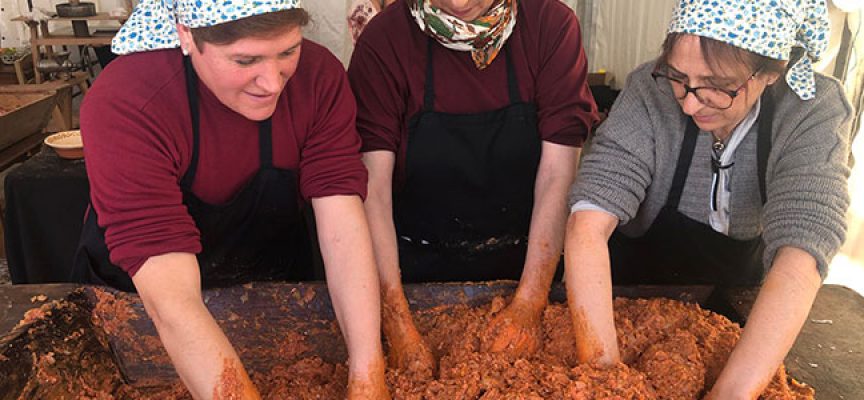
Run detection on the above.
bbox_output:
[0,283,861,398]
[3,148,89,284]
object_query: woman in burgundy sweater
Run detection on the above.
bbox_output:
[348,0,598,374]
[75,3,389,398]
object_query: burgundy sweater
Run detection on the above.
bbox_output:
[81,41,367,276]
[348,0,599,180]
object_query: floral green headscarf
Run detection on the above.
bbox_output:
[409,0,517,70]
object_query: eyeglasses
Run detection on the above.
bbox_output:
[651,67,762,110]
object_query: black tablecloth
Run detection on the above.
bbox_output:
[3,148,89,283]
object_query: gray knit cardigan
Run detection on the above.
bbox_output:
[569,61,855,278]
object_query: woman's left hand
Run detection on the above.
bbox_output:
[480,297,545,358]
[701,247,822,400]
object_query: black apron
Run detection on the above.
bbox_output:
[609,92,774,287]
[394,39,542,283]
[72,58,312,292]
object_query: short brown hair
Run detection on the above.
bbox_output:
[191,9,310,50]
[658,32,786,79]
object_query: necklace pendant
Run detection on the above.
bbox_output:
[712,141,725,152]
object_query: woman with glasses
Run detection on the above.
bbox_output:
[565,0,853,398]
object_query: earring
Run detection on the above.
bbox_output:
[181,46,189,56]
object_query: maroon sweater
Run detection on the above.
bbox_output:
[348,0,598,176]
[81,41,367,276]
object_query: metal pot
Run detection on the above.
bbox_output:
[55,2,97,37]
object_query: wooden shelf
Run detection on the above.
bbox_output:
[12,12,126,23]
[31,35,113,46]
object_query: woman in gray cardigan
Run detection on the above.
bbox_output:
[565,0,854,398]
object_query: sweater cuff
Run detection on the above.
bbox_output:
[762,230,841,281]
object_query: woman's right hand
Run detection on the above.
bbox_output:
[385,321,436,377]
[133,253,261,399]
[382,290,436,378]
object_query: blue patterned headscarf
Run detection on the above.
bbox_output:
[668,0,829,100]
[111,0,303,55]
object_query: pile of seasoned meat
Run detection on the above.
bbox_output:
[7,293,813,399]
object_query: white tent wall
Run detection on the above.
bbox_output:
[579,0,677,89]
[303,0,353,66]
[838,8,864,264]
[1,0,37,48]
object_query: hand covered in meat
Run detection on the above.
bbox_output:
[382,292,437,378]
[346,360,391,400]
[480,297,544,359]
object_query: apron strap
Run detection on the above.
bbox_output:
[756,91,774,205]
[422,39,435,112]
[259,119,274,168]
[421,37,522,112]
[180,57,201,191]
[668,90,775,210]
[503,45,522,104]
[667,118,700,210]
[180,56,275,189]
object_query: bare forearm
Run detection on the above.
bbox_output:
[314,195,385,373]
[515,144,580,304]
[133,253,258,400]
[361,151,413,326]
[564,211,620,365]
[708,247,822,399]
[363,191,403,296]
[361,151,403,293]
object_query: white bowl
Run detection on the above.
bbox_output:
[44,130,84,159]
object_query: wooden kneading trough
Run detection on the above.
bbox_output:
[0,283,813,399]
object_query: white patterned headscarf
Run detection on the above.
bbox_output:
[668,0,829,100]
[112,0,303,55]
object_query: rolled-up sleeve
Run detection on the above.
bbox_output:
[347,38,405,154]
[534,2,599,147]
[761,78,854,279]
[299,54,369,201]
[568,68,656,224]
[81,73,201,277]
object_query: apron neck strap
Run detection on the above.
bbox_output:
[668,91,775,210]
[180,56,274,191]
[421,37,522,112]
[667,117,700,210]
[756,90,774,205]
[181,57,201,190]
[259,119,273,167]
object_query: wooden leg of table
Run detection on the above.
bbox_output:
[28,23,42,84]
[57,87,73,131]
[30,50,41,84]
[39,22,54,59]
[51,107,65,130]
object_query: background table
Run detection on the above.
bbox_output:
[3,147,89,283]
[12,13,124,83]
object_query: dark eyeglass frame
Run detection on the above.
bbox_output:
[651,66,763,110]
